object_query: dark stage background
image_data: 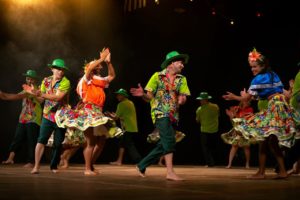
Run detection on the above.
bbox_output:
[0,0,299,167]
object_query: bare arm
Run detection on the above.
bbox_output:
[222,88,252,102]
[0,90,26,101]
[85,48,110,80]
[130,83,154,102]
[40,90,68,102]
[105,55,116,83]
[104,111,118,120]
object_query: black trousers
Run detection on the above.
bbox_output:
[200,132,218,166]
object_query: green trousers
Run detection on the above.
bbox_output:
[137,117,176,172]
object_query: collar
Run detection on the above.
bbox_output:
[158,69,183,78]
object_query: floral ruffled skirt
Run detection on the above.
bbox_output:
[221,127,253,147]
[55,102,123,147]
[231,94,299,148]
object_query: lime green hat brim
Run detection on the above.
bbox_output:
[161,54,189,69]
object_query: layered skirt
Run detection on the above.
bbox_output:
[222,94,300,148]
[54,102,123,147]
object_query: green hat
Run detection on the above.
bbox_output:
[22,69,38,79]
[161,51,189,69]
[196,92,212,100]
[115,88,129,97]
[47,58,69,70]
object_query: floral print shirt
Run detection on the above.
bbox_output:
[145,69,190,123]
[19,92,42,125]
[40,76,70,122]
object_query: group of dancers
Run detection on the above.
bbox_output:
[0,47,299,181]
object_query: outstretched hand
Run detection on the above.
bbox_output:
[222,91,236,101]
[130,83,144,97]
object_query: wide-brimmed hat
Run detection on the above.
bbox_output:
[22,69,38,79]
[47,58,69,70]
[115,88,129,97]
[196,92,212,100]
[161,51,189,69]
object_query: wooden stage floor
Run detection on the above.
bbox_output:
[0,164,299,200]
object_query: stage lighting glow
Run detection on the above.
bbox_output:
[211,8,216,16]
[256,12,262,18]
[11,0,41,6]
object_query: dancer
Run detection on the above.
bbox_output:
[195,92,220,167]
[285,63,300,175]
[223,48,298,179]
[55,48,122,175]
[106,88,141,165]
[0,69,42,167]
[221,98,253,169]
[131,50,190,181]
[24,59,71,174]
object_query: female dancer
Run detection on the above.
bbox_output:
[222,99,253,168]
[55,48,122,175]
[223,48,298,179]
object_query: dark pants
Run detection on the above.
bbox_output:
[8,122,39,163]
[38,118,66,170]
[284,139,300,170]
[200,132,218,166]
[138,117,176,172]
[119,132,141,163]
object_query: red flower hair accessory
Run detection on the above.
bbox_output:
[248,48,262,62]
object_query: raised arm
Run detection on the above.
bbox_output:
[105,52,116,83]
[85,48,110,80]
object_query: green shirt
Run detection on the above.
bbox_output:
[196,102,219,133]
[145,69,190,123]
[116,99,138,132]
[290,71,300,110]
[257,99,269,111]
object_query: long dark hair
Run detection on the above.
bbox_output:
[257,56,275,84]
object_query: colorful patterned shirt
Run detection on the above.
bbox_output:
[145,69,190,123]
[40,76,70,122]
[19,91,42,125]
